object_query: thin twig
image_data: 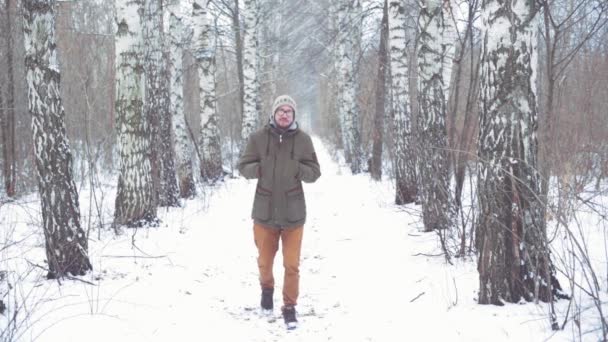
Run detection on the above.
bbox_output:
[101,255,167,259]
[412,252,443,257]
[410,292,425,303]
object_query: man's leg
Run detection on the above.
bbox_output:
[253,224,280,290]
[281,226,304,307]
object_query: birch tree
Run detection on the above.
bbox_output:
[257,0,281,112]
[336,0,363,174]
[144,0,179,207]
[193,0,223,182]
[0,84,17,198]
[22,0,91,278]
[476,0,563,304]
[114,0,158,227]
[336,1,352,164]
[232,0,245,120]
[349,0,363,173]
[441,0,455,98]
[371,0,389,180]
[328,1,342,147]
[1,0,16,197]
[388,0,417,204]
[417,0,452,232]
[240,0,259,143]
[168,0,196,197]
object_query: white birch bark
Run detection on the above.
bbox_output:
[168,0,195,197]
[336,0,351,164]
[240,0,259,143]
[388,0,417,204]
[371,0,389,181]
[253,0,263,126]
[114,0,158,227]
[336,0,363,174]
[192,0,223,182]
[441,0,456,96]
[0,2,17,197]
[23,0,91,277]
[349,0,363,173]
[329,1,343,148]
[257,0,279,117]
[418,0,453,232]
[144,0,179,207]
[267,14,280,101]
[476,0,561,304]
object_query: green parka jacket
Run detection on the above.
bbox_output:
[238,123,321,229]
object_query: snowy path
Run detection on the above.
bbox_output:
[21,137,559,342]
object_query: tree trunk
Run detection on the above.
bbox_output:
[371,0,389,181]
[417,0,452,232]
[168,0,196,198]
[441,0,455,99]
[0,83,16,198]
[114,0,158,227]
[388,0,416,204]
[193,0,223,183]
[22,0,91,278]
[233,0,245,121]
[144,0,179,207]
[476,0,562,304]
[539,6,555,234]
[328,1,343,150]
[1,0,17,197]
[448,0,480,210]
[240,0,259,144]
[349,0,363,173]
[257,0,280,116]
[336,0,363,174]
[454,46,480,209]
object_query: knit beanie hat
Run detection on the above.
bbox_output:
[271,95,297,119]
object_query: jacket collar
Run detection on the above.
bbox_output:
[268,120,298,137]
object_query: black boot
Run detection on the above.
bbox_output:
[261,288,273,311]
[282,305,298,329]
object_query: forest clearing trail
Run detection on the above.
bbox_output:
[27,137,554,341]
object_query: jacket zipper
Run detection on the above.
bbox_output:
[272,134,282,223]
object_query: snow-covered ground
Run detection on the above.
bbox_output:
[0,137,606,341]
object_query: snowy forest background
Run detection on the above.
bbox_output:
[0,0,608,340]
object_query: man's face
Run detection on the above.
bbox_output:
[274,105,294,129]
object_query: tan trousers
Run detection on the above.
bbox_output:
[253,223,304,307]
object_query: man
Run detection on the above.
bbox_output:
[238,95,321,329]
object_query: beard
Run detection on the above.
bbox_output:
[274,116,293,129]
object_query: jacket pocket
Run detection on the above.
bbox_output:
[285,186,305,223]
[253,186,272,221]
